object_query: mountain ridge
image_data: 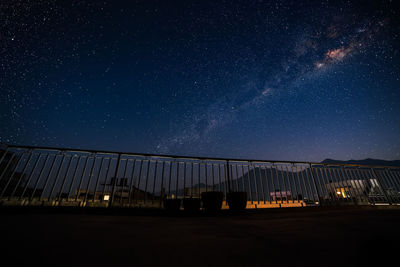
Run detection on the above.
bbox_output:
[321,158,400,167]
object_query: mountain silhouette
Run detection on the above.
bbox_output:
[321,158,400,167]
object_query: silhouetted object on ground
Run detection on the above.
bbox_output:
[227,192,247,211]
[201,191,224,214]
[183,198,201,213]
[163,198,181,213]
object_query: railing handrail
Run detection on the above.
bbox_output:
[2,143,400,169]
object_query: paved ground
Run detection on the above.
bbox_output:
[1,206,400,266]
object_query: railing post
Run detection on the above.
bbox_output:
[109,154,122,208]
[357,167,374,205]
[309,164,321,206]
[371,168,392,205]
[226,160,232,193]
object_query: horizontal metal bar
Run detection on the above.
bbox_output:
[3,143,400,169]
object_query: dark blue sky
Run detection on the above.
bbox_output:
[1,0,399,161]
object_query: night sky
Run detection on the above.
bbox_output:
[1,0,399,161]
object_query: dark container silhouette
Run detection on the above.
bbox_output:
[183,198,201,213]
[163,198,181,213]
[227,192,247,211]
[201,191,224,214]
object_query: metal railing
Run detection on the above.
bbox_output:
[0,143,399,208]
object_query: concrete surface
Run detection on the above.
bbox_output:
[1,207,399,266]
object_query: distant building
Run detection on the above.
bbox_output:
[269,190,292,201]
[325,179,368,199]
[324,178,398,203]
[183,186,214,198]
[74,177,155,202]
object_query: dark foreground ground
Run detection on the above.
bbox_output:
[1,206,400,267]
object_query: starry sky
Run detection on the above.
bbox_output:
[1,0,399,161]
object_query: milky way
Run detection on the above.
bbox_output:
[1,0,399,161]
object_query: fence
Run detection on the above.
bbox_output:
[0,144,399,208]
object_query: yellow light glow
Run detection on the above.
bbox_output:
[103,195,110,201]
[336,188,350,198]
